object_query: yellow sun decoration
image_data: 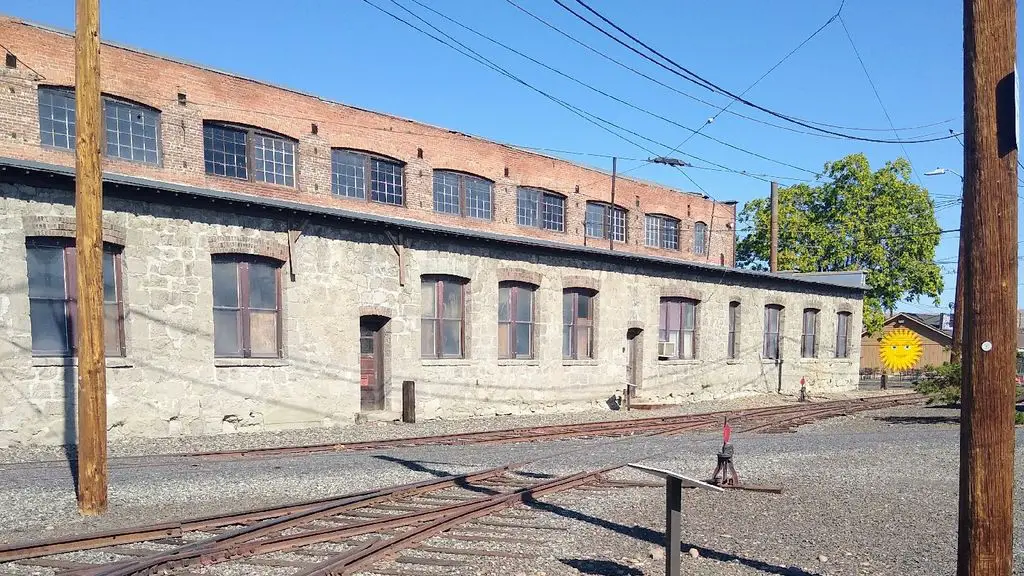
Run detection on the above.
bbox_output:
[878,327,923,372]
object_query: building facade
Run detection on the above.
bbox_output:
[0,17,864,446]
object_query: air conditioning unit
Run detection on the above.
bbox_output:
[658,341,677,358]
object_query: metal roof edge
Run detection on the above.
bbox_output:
[0,156,865,295]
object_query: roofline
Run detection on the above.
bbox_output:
[0,156,864,295]
[4,16,714,201]
[869,312,953,342]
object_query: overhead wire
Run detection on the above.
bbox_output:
[836,14,922,186]
[555,0,961,144]
[618,0,844,181]
[401,0,818,177]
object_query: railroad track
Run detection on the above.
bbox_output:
[0,393,924,576]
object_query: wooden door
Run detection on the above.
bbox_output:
[359,320,384,411]
[626,328,642,388]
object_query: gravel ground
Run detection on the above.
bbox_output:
[0,388,905,464]
[3,400,1016,576]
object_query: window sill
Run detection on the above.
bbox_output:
[497,358,540,366]
[562,359,598,366]
[32,356,134,369]
[215,358,289,368]
[761,358,782,365]
[725,359,743,365]
[421,358,472,366]
[658,359,700,365]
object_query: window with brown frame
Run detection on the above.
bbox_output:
[331,149,405,206]
[212,255,283,358]
[498,282,535,359]
[659,298,698,360]
[421,276,466,358]
[563,289,595,359]
[433,171,493,220]
[727,301,740,359]
[203,122,296,187]
[763,304,783,359]
[26,238,126,357]
[836,311,852,358]
[801,308,819,358]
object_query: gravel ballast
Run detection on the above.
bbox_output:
[3,400,1019,576]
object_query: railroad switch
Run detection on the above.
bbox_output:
[708,418,783,494]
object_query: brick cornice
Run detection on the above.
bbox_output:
[208,235,289,261]
[358,306,394,318]
[22,214,127,245]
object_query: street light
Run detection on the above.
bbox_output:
[924,167,964,181]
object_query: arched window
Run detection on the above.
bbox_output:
[645,214,679,250]
[563,288,596,359]
[836,311,852,358]
[204,121,296,186]
[801,308,820,358]
[433,171,493,220]
[517,187,565,232]
[38,87,161,165]
[498,281,536,358]
[727,301,740,359]
[331,149,405,205]
[212,255,283,358]
[763,304,784,359]
[26,237,126,357]
[585,202,628,242]
[693,221,708,255]
[659,297,699,359]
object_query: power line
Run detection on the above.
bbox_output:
[401,0,818,177]
[503,0,957,140]
[556,0,961,144]
[624,0,843,181]
[837,14,922,186]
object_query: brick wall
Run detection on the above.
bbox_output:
[0,16,736,266]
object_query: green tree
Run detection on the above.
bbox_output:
[736,153,943,334]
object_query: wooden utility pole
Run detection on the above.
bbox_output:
[769,181,779,272]
[75,0,107,516]
[958,0,1016,573]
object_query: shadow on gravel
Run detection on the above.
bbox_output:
[372,454,499,495]
[559,558,642,575]
[874,415,960,425]
[524,495,820,576]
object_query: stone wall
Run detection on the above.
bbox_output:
[0,181,862,447]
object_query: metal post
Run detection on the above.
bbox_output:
[958,0,1017,573]
[665,476,681,576]
[769,181,779,272]
[75,0,107,516]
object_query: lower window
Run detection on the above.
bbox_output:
[26,238,126,357]
[659,298,697,359]
[212,255,282,358]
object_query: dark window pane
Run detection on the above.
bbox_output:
[433,171,460,215]
[563,292,573,325]
[421,281,436,318]
[498,285,511,322]
[421,318,436,357]
[585,203,606,238]
[104,303,121,356]
[465,176,492,220]
[441,319,462,356]
[30,299,69,355]
[360,332,374,354]
[576,293,591,319]
[27,244,66,299]
[249,310,279,356]
[212,260,239,308]
[38,88,76,150]
[370,158,404,205]
[515,288,533,322]
[102,251,116,303]
[515,323,531,356]
[694,222,707,255]
[442,282,462,319]
[204,124,247,179]
[248,261,278,310]
[103,99,159,164]
[214,309,241,356]
[253,134,295,186]
[517,188,539,226]
[541,194,565,231]
[332,151,366,198]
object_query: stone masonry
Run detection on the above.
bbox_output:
[0,180,862,447]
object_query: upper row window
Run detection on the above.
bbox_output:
[645,214,679,250]
[38,87,160,165]
[332,150,404,206]
[585,202,627,242]
[517,187,565,232]
[204,122,295,187]
[433,171,492,220]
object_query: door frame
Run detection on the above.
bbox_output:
[359,315,390,411]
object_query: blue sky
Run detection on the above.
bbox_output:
[3,0,1018,312]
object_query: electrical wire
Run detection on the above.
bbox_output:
[400,0,818,177]
[556,0,961,144]
[837,14,921,186]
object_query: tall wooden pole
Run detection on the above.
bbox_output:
[958,0,1016,572]
[75,0,107,516]
[769,181,779,272]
